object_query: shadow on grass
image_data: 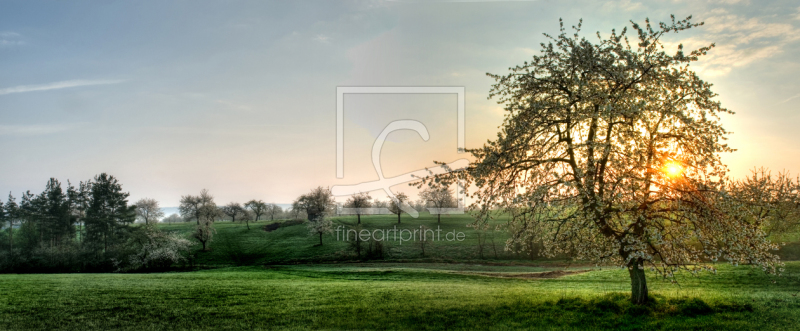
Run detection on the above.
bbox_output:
[386,293,754,330]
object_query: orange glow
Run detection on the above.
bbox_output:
[663,162,683,178]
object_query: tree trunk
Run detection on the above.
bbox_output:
[437,214,441,223]
[246,221,250,230]
[357,214,361,224]
[397,213,401,224]
[628,260,648,305]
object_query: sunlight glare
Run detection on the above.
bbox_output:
[664,162,683,178]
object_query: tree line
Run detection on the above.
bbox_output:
[0,173,181,272]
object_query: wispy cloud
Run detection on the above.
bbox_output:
[0,123,83,136]
[601,0,643,12]
[0,31,23,47]
[314,34,331,43]
[662,9,800,77]
[780,93,800,104]
[0,79,124,95]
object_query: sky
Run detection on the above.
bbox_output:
[1,0,799,207]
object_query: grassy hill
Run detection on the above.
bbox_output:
[160,212,524,267]
[159,212,800,268]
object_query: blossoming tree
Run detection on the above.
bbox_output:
[449,16,781,304]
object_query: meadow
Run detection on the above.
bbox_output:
[2,213,800,330]
[1,262,799,330]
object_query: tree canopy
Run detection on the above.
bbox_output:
[441,16,781,304]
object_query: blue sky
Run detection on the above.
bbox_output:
[1,0,799,206]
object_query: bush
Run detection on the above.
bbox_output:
[113,227,193,272]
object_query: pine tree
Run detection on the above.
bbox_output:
[84,173,135,253]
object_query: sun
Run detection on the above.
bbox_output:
[663,162,684,178]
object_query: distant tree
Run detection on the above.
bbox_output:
[134,198,164,226]
[17,191,38,250]
[67,180,91,244]
[288,204,304,220]
[266,203,283,221]
[179,189,214,225]
[221,202,248,228]
[419,186,456,223]
[84,173,136,253]
[344,192,372,224]
[372,200,388,209]
[417,225,433,257]
[307,216,333,246]
[34,178,74,248]
[293,187,335,246]
[245,200,268,224]
[387,192,410,224]
[193,202,220,251]
[293,187,335,222]
[0,200,4,248]
[163,214,183,223]
[729,168,800,241]
[3,194,18,251]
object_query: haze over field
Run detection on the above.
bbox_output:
[1,0,799,206]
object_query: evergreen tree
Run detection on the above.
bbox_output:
[37,178,74,247]
[67,180,91,244]
[84,173,135,253]
[4,194,19,251]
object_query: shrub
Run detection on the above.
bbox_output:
[114,227,193,272]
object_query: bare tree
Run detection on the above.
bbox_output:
[221,202,248,228]
[180,189,214,225]
[163,214,183,223]
[417,225,434,257]
[244,200,268,224]
[387,192,409,224]
[266,203,283,221]
[344,192,372,224]
[419,186,456,223]
[134,198,165,226]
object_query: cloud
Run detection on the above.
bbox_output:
[215,99,253,112]
[0,31,23,47]
[780,93,800,104]
[0,123,83,136]
[0,79,124,96]
[661,10,800,77]
[314,34,331,43]
[601,0,643,12]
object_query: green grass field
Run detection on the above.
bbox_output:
[2,213,800,330]
[1,262,799,330]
